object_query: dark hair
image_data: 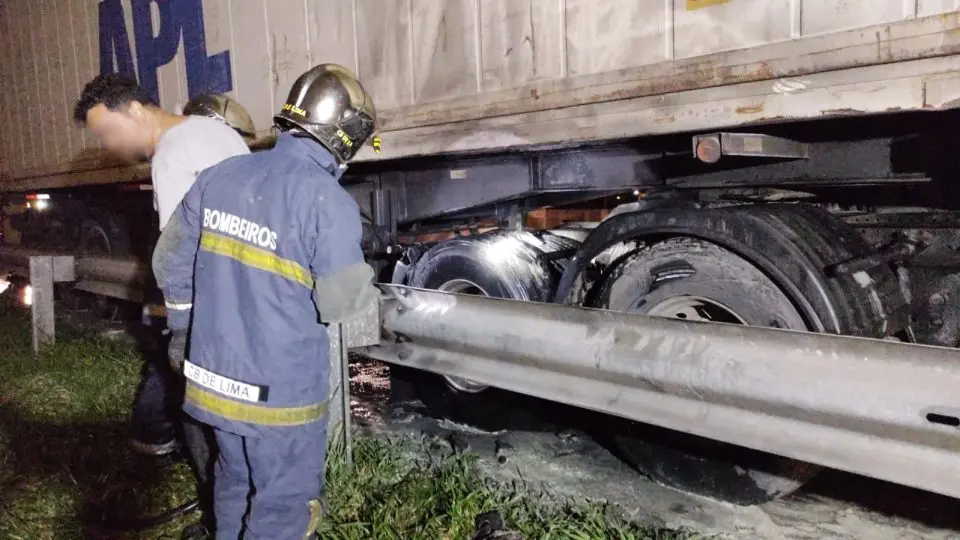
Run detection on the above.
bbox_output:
[73,73,157,125]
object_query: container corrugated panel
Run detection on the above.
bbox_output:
[0,0,959,182]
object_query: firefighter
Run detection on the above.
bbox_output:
[153,64,379,539]
[172,92,263,540]
[177,93,263,540]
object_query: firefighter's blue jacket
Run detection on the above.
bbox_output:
[153,132,376,437]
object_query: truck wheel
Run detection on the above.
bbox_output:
[594,237,820,504]
[59,218,131,320]
[403,230,577,429]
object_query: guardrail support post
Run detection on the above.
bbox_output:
[327,303,381,465]
[327,322,352,464]
[29,256,55,353]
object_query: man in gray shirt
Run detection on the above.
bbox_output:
[75,74,250,539]
[76,75,250,232]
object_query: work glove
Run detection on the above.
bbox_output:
[168,330,188,374]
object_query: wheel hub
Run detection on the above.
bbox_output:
[645,295,747,325]
[438,279,492,394]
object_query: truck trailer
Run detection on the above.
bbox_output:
[2,0,960,505]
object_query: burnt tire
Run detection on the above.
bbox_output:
[402,230,578,430]
[595,237,821,504]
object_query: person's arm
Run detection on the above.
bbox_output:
[310,186,379,323]
[152,171,205,368]
[153,140,201,231]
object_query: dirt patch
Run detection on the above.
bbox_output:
[348,359,960,540]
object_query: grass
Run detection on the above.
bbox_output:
[0,299,697,539]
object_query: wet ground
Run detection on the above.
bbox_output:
[348,360,960,540]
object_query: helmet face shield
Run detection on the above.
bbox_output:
[273,64,377,163]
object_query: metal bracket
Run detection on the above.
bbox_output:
[692,132,810,163]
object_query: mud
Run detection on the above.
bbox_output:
[348,359,960,540]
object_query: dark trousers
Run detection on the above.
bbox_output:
[129,348,179,444]
[184,415,217,527]
[212,422,327,540]
[130,328,216,523]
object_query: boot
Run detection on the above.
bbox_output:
[180,520,211,540]
[473,510,524,540]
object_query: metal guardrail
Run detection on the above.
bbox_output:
[0,246,380,462]
[367,284,960,500]
[3,246,960,499]
[0,246,148,304]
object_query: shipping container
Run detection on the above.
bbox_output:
[0,1,959,187]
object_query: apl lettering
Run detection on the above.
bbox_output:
[98,0,232,103]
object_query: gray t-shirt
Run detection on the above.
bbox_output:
[151,116,251,230]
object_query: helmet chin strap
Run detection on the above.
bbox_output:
[286,128,348,173]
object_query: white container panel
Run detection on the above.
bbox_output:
[0,3,10,177]
[23,1,45,170]
[264,0,313,113]
[56,0,88,158]
[411,0,480,102]
[801,0,910,36]
[7,5,29,173]
[306,0,359,73]
[230,0,274,134]
[564,0,668,76]
[919,0,960,16]
[0,0,957,182]
[356,0,415,110]
[673,0,794,58]
[480,0,565,91]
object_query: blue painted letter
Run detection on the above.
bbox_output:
[98,0,135,78]
[174,0,233,98]
[131,0,180,102]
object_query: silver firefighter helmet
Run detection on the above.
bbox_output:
[273,64,378,164]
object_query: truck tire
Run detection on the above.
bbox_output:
[594,237,821,504]
[403,230,578,429]
[58,217,132,320]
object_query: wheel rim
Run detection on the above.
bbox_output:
[644,295,747,325]
[641,294,809,496]
[59,225,110,312]
[77,225,119,320]
[79,226,111,256]
[437,279,491,394]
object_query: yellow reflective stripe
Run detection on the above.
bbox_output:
[185,384,328,426]
[165,301,192,311]
[200,231,312,288]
